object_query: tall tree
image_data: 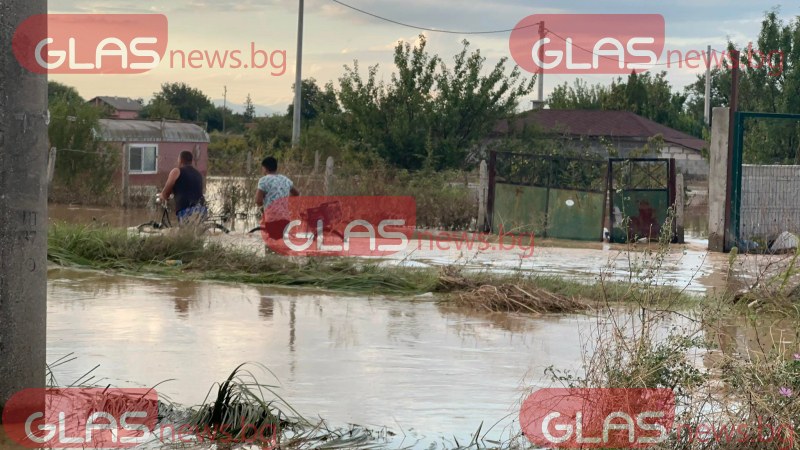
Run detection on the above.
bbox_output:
[338,35,534,170]
[684,9,800,163]
[287,78,340,125]
[140,96,179,120]
[48,81,84,104]
[143,82,214,122]
[244,94,256,122]
[548,71,698,136]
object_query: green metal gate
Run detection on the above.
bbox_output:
[487,151,607,240]
[728,112,800,252]
[608,158,677,244]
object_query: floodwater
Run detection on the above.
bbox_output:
[51,200,742,296]
[45,268,798,449]
[40,201,800,448]
[46,267,588,446]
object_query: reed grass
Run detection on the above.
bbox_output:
[48,222,695,311]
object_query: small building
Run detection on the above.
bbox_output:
[87,96,143,119]
[93,119,209,205]
[493,109,709,179]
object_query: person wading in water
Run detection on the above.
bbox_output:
[159,150,207,225]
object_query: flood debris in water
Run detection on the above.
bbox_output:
[438,266,589,314]
[452,283,589,315]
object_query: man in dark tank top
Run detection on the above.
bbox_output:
[159,151,207,224]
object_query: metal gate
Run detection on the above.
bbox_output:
[487,151,607,240]
[607,158,677,244]
[728,112,800,252]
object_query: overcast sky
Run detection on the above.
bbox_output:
[49,0,797,114]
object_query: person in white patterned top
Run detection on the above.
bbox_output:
[255,156,300,241]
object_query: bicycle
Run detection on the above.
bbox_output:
[137,195,230,235]
[247,200,345,242]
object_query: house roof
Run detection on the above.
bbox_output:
[495,109,706,152]
[89,96,143,112]
[95,119,209,143]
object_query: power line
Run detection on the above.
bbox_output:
[329,0,540,34]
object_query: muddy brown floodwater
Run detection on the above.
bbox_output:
[45,270,797,447]
[47,267,591,446]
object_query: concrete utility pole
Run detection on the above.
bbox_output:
[0,0,49,414]
[291,0,304,147]
[704,45,712,126]
[538,21,545,104]
[222,85,227,133]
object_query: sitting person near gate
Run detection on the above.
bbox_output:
[255,156,300,242]
[159,151,207,225]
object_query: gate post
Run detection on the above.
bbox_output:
[486,151,497,233]
[669,158,677,243]
[708,107,731,252]
[478,160,488,232]
[324,156,334,195]
[676,173,685,244]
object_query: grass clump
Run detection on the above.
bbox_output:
[48,222,439,294]
[453,284,589,315]
[48,222,205,269]
[47,222,695,312]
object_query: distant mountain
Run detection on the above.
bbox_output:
[212,99,287,117]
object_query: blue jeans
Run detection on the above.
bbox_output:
[177,205,208,224]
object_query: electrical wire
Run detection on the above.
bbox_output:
[329,0,540,34]
[326,1,730,69]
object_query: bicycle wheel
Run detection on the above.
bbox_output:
[136,221,164,234]
[203,222,230,235]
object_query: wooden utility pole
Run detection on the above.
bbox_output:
[0,0,48,415]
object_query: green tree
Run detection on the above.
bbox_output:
[683,9,800,163]
[337,35,534,170]
[143,82,214,122]
[248,114,293,155]
[243,94,256,122]
[48,81,84,105]
[547,71,698,136]
[48,87,117,200]
[140,96,180,120]
[287,78,340,126]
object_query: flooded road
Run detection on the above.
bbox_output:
[50,202,731,296]
[45,268,796,448]
[47,267,589,446]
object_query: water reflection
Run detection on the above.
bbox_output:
[171,281,199,317]
[47,268,588,445]
[707,315,799,363]
[50,268,796,447]
[259,296,275,320]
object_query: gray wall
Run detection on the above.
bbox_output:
[562,138,709,180]
[740,165,800,241]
